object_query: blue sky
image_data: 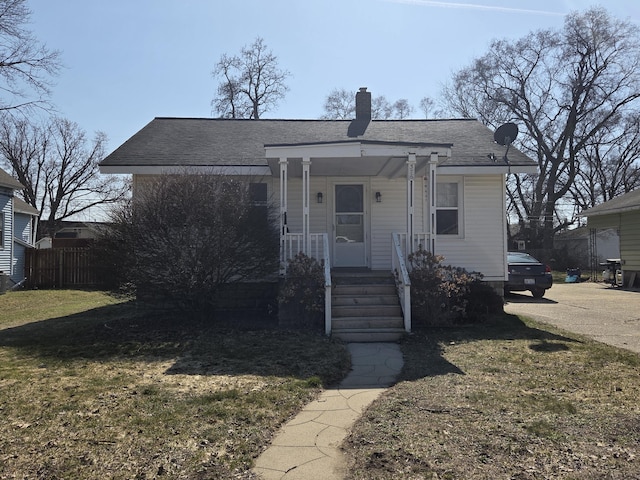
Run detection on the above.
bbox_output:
[28,0,640,154]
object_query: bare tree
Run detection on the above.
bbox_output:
[419,96,435,119]
[442,7,640,249]
[572,113,640,212]
[321,89,416,120]
[392,99,413,119]
[0,114,43,208]
[211,37,290,119]
[419,96,445,119]
[211,53,252,119]
[0,0,60,113]
[372,96,393,119]
[100,174,279,312]
[0,115,128,237]
[321,88,354,119]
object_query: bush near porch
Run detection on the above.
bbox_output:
[277,253,325,331]
[96,174,280,317]
[408,248,504,327]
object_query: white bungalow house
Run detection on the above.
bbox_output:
[99,88,537,339]
[0,167,39,290]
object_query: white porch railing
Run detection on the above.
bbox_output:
[391,232,412,332]
[397,232,433,258]
[281,231,431,336]
[321,234,332,336]
[281,232,332,336]
[281,232,329,268]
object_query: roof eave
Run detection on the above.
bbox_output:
[14,237,33,248]
[437,165,538,174]
[264,141,452,159]
[581,205,640,217]
[100,165,272,176]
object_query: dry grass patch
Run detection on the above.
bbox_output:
[343,315,640,479]
[0,290,350,479]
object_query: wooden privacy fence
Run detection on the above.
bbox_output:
[25,247,104,288]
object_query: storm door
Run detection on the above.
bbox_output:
[333,184,367,267]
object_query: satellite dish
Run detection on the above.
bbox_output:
[493,123,518,172]
[494,122,518,146]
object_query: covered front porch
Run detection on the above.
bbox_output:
[266,141,451,337]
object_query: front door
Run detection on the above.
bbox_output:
[334,184,367,267]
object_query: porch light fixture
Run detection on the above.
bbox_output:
[375,191,382,203]
[317,192,323,204]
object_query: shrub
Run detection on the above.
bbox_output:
[407,247,499,326]
[98,174,279,315]
[278,253,325,329]
[466,279,504,317]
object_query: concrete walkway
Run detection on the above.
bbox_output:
[252,343,404,480]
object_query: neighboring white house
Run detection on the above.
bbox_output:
[35,221,105,249]
[99,88,538,332]
[554,226,620,269]
[0,167,39,289]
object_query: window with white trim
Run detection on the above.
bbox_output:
[0,211,4,248]
[436,181,462,235]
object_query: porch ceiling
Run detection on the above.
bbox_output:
[267,155,432,178]
[265,141,446,179]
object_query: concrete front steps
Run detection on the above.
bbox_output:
[331,271,405,342]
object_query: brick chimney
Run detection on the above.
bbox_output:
[355,87,371,120]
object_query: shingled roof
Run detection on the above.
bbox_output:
[581,189,640,217]
[0,167,23,190]
[13,197,38,216]
[100,117,536,170]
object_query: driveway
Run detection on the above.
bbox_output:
[504,282,640,354]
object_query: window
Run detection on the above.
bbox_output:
[335,184,364,243]
[436,182,460,235]
[248,182,268,225]
[249,183,268,206]
[0,212,4,248]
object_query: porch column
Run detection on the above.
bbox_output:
[429,153,438,254]
[302,157,311,255]
[279,157,288,273]
[406,153,416,255]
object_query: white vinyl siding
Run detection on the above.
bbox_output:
[256,173,508,277]
[370,176,424,270]
[131,172,511,278]
[280,176,426,270]
[436,175,507,281]
[283,176,328,235]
